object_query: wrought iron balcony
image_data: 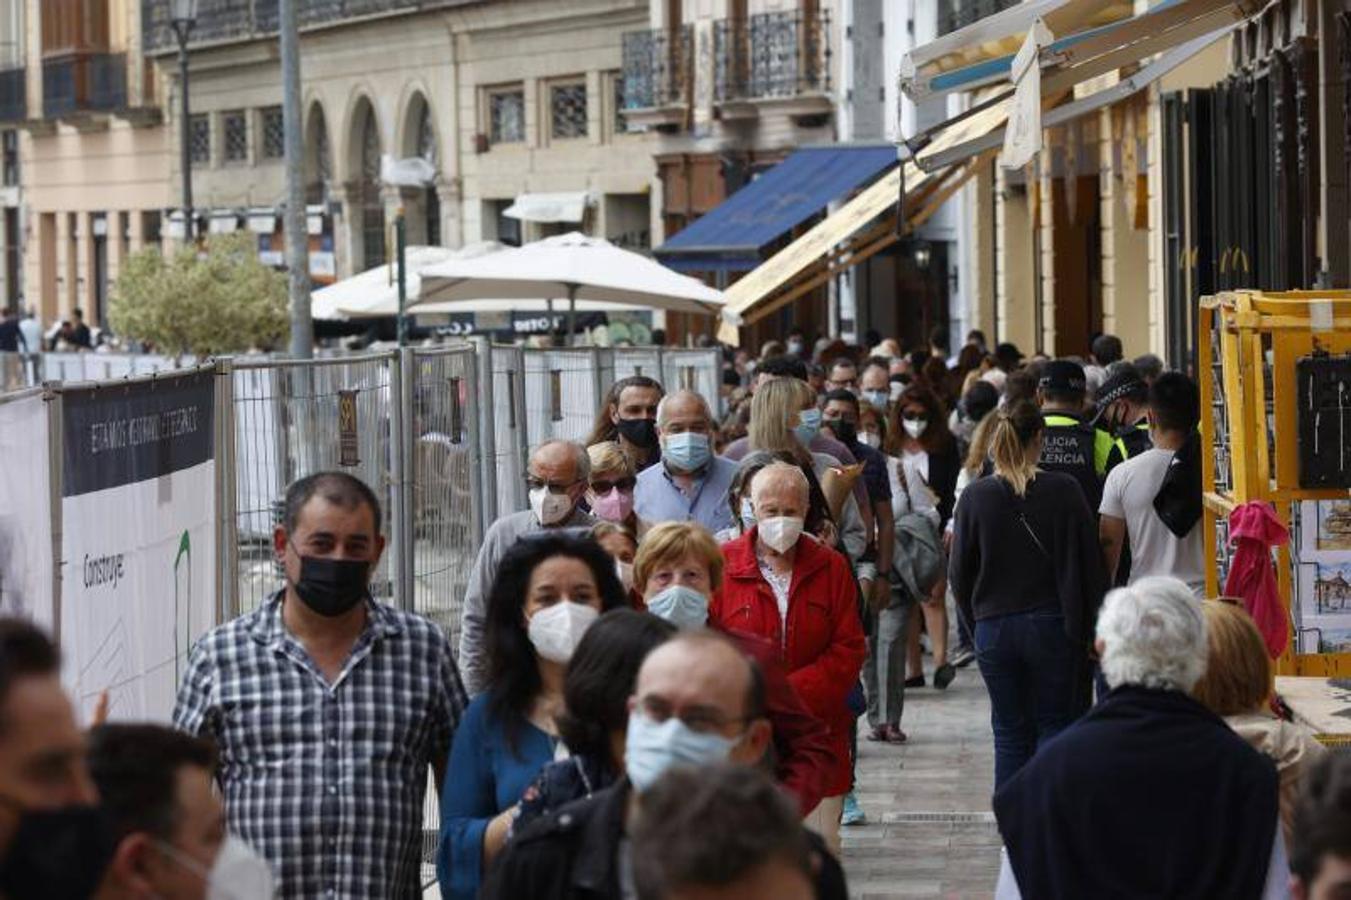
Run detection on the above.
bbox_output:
[0,68,25,122]
[142,0,476,53]
[714,10,830,104]
[42,54,127,117]
[620,26,693,113]
[936,0,1023,37]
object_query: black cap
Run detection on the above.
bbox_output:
[1038,359,1087,393]
[1095,366,1147,409]
[994,342,1024,368]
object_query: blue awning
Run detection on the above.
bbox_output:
[655,145,898,273]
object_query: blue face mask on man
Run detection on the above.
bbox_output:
[662,431,711,473]
[624,711,740,793]
[794,408,822,447]
[645,585,709,629]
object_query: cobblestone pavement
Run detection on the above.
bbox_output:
[842,667,1001,899]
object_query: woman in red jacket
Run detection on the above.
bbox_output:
[710,461,867,857]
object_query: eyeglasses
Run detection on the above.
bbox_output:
[526,477,579,494]
[590,476,636,494]
[635,694,747,736]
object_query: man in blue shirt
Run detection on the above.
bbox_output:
[635,389,736,534]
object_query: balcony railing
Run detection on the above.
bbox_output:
[0,68,25,121]
[714,10,830,103]
[142,0,477,53]
[936,0,1022,37]
[42,54,127,117]
[621,25,693,111]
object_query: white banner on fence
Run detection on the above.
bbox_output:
[59,371,217,723]
[0,395,53,629]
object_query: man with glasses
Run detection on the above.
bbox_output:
[483,630,846,900]
[823,358,858,394]
[459,439,595,695]
[634,390,736,534]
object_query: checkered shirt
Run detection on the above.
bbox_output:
[173,592,466,899]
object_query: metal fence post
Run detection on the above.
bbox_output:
[462,345,486,548]
[214,357,239,623]
[44,385,63,639]
[392,348,413,612]
[592,347,613,416]
[471,337,498,526]
[509,348,530,477]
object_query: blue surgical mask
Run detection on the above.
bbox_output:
[645,585,709,629]
[793,408,822,446]
[625,711,738,793]
[863,390,890,412]
[739,497,756,529]
[663,432,711,473]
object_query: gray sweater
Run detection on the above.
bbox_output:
[457,507,596,695]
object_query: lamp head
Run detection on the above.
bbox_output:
[170,0,198,27]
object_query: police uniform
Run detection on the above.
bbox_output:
[1037,361,1107,511]
[1094,367,1153,474]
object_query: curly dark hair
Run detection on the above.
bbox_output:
[485,532,629,753]
[556,609,675,770]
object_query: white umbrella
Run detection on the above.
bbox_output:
[313,242,505,320]
[413,232,726,329]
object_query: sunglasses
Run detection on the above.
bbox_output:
[590,477,636,494]
[901,410,927,421]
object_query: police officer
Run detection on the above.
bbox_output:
[1036,359,1111,511]
[1093,364,1152,473]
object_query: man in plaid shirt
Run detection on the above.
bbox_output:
[174,472,466,898]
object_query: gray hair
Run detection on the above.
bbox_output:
[531,439,591,481]
[749,461,809,507]
[1096,576,1206,692]
[656,390,712,428]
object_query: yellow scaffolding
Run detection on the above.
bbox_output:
[1200,289,1351,677]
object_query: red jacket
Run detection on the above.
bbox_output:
[712,527,867,797]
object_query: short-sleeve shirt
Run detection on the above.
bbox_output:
[173,593,467,898]
[1099,448,1205,596]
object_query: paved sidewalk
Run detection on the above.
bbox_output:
[842,668,1001,899]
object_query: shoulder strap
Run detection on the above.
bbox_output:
[1000,478,1051,561]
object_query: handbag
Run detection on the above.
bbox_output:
[891,459,946,599]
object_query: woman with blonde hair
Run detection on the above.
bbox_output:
[585,441,645,537]
[1193,600,1326,842]
[747,376,867,562]
[948,399,1105,787]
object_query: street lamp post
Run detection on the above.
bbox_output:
[169,0,198,241]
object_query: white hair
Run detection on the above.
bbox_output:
[750,461,809,506]
[656,389,712,428]
[1096,576,1206,692]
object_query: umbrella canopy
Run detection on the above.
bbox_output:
[312,242,505,320]
[412,297,645,315]
[413,232,725,316]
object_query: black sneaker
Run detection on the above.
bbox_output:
[904,674,925,689]
[933,663,957,690]
[951,648,976,669]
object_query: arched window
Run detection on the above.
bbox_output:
[359,107,386,270]
[305,105,332,205]
[416,103,440,246]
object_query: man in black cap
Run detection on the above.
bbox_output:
[1094,364,1152,473]
[1036,359,1113,511]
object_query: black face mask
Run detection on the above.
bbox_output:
[0,803,115,900]
[828,419,858,446]
[616,417,659,449]
[291,554,371,617]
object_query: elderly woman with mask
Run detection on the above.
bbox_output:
[585,441,644,537]
[710,464,866,855]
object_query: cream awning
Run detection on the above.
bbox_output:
[504,192,592,224]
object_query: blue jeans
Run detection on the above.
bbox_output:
[975,609,1079,789]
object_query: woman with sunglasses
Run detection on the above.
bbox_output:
[585,442,645,537]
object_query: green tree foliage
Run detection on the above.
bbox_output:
[108,232,289,358]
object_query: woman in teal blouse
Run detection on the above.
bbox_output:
[436,533,627,899]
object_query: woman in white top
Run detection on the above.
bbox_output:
[858,408,939,743]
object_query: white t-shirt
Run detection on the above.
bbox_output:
[1099,448,1205,596]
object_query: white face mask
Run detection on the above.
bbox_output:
[527,600,599,664]
[157,835,276,900]
[859,431,881,449]
[758,516,804,553]
[529,486,574,526]
[615,560,634,592]
[902,418,928,440]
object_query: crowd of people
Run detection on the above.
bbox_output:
[0,327,1348,899]
[0,306,97,353]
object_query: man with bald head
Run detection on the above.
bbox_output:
[634,389,737,534]
[459,439,595,695]
[483,630,847,899]
[712,462,866,855]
